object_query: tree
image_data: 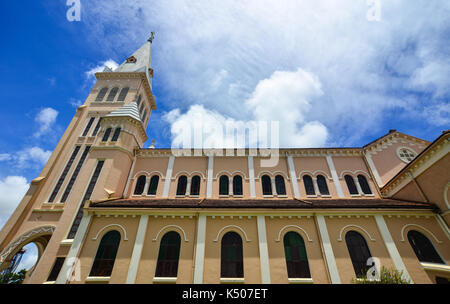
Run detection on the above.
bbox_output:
[352,266,411,284]
[0,269,27,284]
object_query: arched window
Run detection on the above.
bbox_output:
[345,231,372,277]
[303,175,315,196]
[111,128,121,142]
[142,110,148,123]
[106,87,119,102]
[155,231,181,278]
[221,232,243,278]
[89,230,121,277]
[357,175,372,195]
[117,87,129,102]
[134,175,146,195]
[317,175,329,195]
[148,175,159,196]
[345,175,359,195]
[275,175,286,195]
[95,88,108,102]
[190,175,201,196]
[261,175,272,196]
[284,232,311,278]
[219,175,229,196]
[176,176,187,196]
[407,230,444,264]
[233,176,243,196]
[102,128,112,142]
[136,95,142,107]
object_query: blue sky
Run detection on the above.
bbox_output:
[0,0,449,230]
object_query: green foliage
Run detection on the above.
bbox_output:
[352,266,411,284]
[0,269,27,284]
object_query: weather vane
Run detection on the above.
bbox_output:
[148,32,155,43]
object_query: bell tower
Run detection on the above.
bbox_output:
[0,35,156,284]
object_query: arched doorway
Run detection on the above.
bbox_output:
[0,226,55,282]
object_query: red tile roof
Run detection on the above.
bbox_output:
[89,198,434,210]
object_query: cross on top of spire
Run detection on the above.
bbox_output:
[148,32,155,43]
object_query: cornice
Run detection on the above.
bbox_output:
[135,148,363,158]
[364,132,429,155]
[382,134,449,197]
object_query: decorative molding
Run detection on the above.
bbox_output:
[400,224,443,244]
[276,225,313,242]
[213,225,251,242]
[338,170,371,180]
[337,225,375,242]
[297,170,332,180]
[153,225,189,242]
[133,170,165,179]
[0,226,55,263]
[214,170,248,180]
[444,182,450,210]
[172,170,206,180]
[256,170,290,180]
[92,224,128,241]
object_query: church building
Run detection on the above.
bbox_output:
[0,37,449,284]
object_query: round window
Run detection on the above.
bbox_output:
[397,147,417,163]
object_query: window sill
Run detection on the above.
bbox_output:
[350,194,361,197]
[362,194,375,197]
[277,195,288,198]
[306,195,317,198]
[43,281,56,284]
[263,195,274,198]
[60,239,74,246]
[176,195,186,198]
[220,277,245,284]
[320,195,332,198]
[85,276,111,283]
[288,278,314,284]
[153,277,177,284]
[232,195,244,198]
[420,262,450,273]
[219,195,230,198]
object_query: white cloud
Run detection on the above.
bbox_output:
[0,154,11,161]
[422,103,450,126]
[80,0,450,145]
[34,108,58,138]
[0,147,52,169]
[0,176,29,230]
[86,59,119,81]
[15,147,52,168]
[69,98,83,108]
[165,68,328,148]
